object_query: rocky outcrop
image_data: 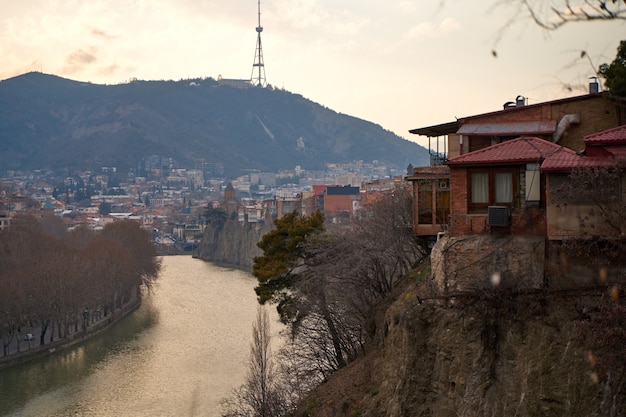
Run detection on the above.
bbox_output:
[431,235,545,294]
[295,240,625,417]
[195,220,273,269]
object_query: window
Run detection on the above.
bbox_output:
[468,168,518,212]
[417,179,450,225]
[525,163,541,203]
[495,172,512,203]
[417,180,433,224]
[471,173,488,203]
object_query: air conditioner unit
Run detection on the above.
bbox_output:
[488,206,510,227]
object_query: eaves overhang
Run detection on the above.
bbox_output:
[409,121,460,137]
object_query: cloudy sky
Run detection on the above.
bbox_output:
[1,0,623,148]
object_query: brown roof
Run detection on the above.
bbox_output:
[447,137,565,166]
[408,121,460,137]
[456,120,556,136]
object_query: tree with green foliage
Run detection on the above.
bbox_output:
[99,202,112,215]
[599,40,626,97]
[203,207,228,228]
[253,210,324,323]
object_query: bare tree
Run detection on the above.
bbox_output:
[486,1,625,79]
[255,187,425,388]
[496,0,626,32]
[0,215,161,357]
[221,306,291,417]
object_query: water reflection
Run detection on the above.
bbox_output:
[0,256,275,417]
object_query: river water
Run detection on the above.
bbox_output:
[0,256,281,417]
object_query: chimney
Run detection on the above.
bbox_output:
[589,76,599,94]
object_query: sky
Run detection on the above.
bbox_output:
[1,0,623,149]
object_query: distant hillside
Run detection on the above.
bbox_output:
[0,72,428,177]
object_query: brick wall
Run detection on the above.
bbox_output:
[324,194,356,215]
[449,168,467,215]
[462,95,625,152]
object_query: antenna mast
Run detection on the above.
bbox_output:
[251,0,267,87]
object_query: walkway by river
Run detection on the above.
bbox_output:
[0,256,282,417]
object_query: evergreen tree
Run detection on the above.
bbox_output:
[252,210,324,323]
[599,40,626,97]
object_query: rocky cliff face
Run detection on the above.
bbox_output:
[431,235,546,293]
[295,238,625,417]
[195,220,273,269]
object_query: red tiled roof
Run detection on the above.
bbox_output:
[584,124,626,145]
[541,126,626,172]
[447,137,564,166]
[542,155,616,172]
[312,184,330,195]
[540,147,582,172]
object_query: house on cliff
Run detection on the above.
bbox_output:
[426,124,626,294]
[407,85,626,293]
[443,125,626,241]
[406,87,626,239]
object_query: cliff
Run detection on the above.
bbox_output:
[195,220,273,269]
[295,237,625,417]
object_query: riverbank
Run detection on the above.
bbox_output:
[0,298,141,370]
[0,256,271,417]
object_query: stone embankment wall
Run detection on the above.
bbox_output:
[0,298,141,370]
[195,220,273,269]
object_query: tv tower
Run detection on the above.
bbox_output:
[251,0,267,87]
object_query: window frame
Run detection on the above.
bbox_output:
[468,167,519,213]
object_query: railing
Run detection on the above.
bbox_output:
[430,152,448,166]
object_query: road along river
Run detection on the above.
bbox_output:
[0,256,282,417]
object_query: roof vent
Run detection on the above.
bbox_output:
[589,76,599,94]
[488,206,510,227]
[516,95,526,107]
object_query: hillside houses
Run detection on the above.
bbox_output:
[0,159,407,251]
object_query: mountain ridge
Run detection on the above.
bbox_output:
[0,72,428,177]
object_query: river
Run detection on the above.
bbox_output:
[0,256,281,417]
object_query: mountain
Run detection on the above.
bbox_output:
[0,72,428,177]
